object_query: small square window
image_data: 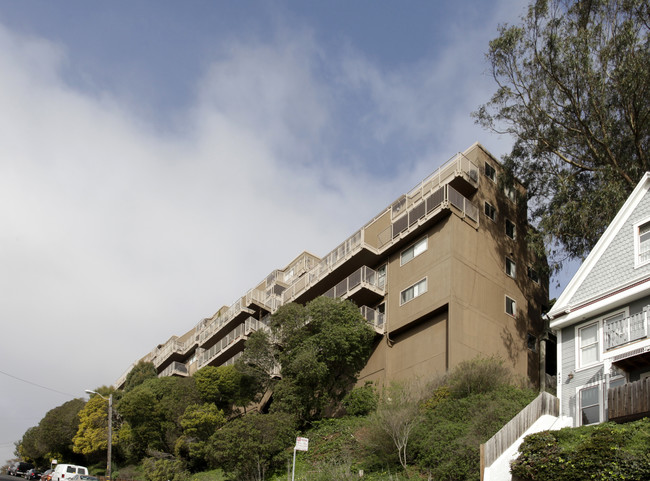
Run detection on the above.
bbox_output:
[484,202,496,221]
[505,296,516,316]
[484,162,496,182]
[505,219,516,239]
[506,257,516,278]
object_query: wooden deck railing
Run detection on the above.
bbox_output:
[608,377,650,422]
[480,391,559,472]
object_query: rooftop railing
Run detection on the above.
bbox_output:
[604,307,649,350]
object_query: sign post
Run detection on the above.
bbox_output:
[291,437,308,481]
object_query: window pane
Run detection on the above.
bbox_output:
[581,344,599,365]
[581,324,598,345]
[401,249,414,264]
[581,386,599,406]
[413,238,427,256]
[581,405,600,425]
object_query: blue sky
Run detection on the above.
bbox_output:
[0,0,579,466]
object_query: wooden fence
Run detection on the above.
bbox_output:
[480,391,559,474]
[608,377,650,422]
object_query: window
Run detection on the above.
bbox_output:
[484,162,496,182]
[504,186,516,203]
[578,322,599,367]
[400,278,427,305]
[527,266,539,283]
[505,296,516,316]
[506,257,516,278]
[484,202,496,221]
[505,219,516,239]
[400,237,427,265]
[376,264,387,288]
[580,385,600,425]
[636,220,650,266]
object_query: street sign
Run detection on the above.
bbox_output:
[295,437,309,451]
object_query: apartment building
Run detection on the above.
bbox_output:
[116,142,548,390]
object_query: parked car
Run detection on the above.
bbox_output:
[24,468,41,480]
[40,469,53,481]
[9,463,34,477]
[50,465,88,481]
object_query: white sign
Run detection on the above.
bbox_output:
[295,437,309,451]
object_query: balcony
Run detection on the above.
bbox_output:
[604,308,649,351]
[199,317,271,369]
[360,305,385,334]
[322,266,385,307]
[608,377,650,423]
[198,297,256,348]
[159,361,189,378]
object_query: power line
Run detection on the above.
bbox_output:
[0,369,77,398]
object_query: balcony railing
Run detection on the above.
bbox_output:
[199,317,270,368]
[322,266,385,300]
[604,307,649,350]
[153,339,184,368]
[159,361,188,378]
[360,305,385,332]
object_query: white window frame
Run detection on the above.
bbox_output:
[577,382,602,426]
[504,186,516,203]
[576,321,600,370]
[400,236,428,266]
[505,218,516,240]
[634,217,650,268]
[505,257,516,278]
[400,278,427,305]
[484,162,496,182]
[484,201,496,222]
[505,295,516,317]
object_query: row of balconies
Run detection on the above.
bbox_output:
[133,152,479,384]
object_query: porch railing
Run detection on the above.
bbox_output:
[604,307,649,350]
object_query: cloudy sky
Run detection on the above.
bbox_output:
[0,0,578,466]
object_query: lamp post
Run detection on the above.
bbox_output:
[85,390,112,480]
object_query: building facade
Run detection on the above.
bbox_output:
[116,143,548,391]
[548,173,650,426]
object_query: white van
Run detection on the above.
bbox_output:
[51,464,89,481]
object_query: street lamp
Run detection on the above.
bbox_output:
[85,390,112,480]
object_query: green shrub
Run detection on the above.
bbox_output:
[141,457,189,481]
[511,419,650,480]
[447,356,512,398]
[342,382,377,416]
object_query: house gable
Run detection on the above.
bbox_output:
[550,173,650,324]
